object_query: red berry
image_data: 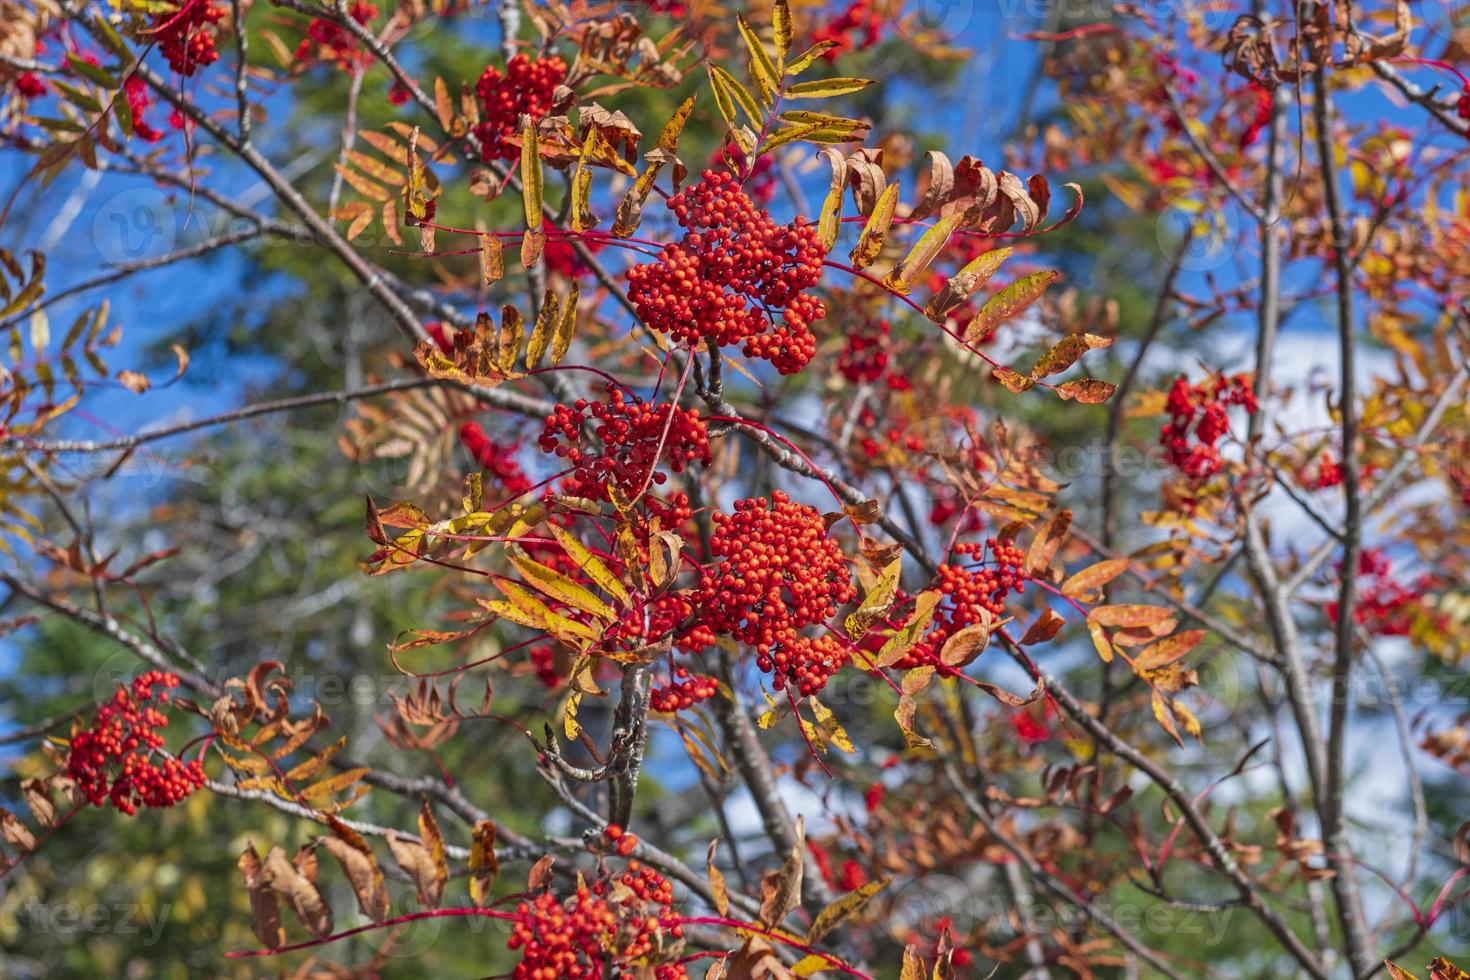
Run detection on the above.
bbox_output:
[537,389,711,505]
[697,491,855,695]
[66,671,204,815]
[627,170,828,375]
[473,54,567,162]
[152,0,226,77]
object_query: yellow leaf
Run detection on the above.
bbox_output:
[849,182,898,270]
[736,15,780,105]
[808,697,855,753]
[707,839,729,916]
[706,62,737,128]
[786,77,875,99]
[550,283,579,364]
[875,590,941,668]
[966,270,1057,341]
[468,820,499,906]
[773,0,793,65]
[497,304,523,374]
[525,288,560,369]
[710,64,762,125]
[1061,558,1130,598]
[546,522,629,606]
[433,76,454,132]
[845,556,901,640]
[817,148,847,249]
[883,214,961,294]
[785,41,840,76]
[520,118,542,237]
[509,550,614,621]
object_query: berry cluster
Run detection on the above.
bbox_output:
[1159,374,1258,480]
[123,76,167,143]
[1326,548,1435,639]
[939,538,1027,625]
[892,539,1027,671]
[605,593,714,656]
[698,492,855,694]
[152,0,225,77]
[11,72,46,98]
[66,671,205,816]
[627,170,828,374]
[1009,702,1055,745]
[713,143,776,204]
[295,1,377,71]
[812,0,885,62]
[508,838,686,979]
[538,390,711,502]
[474,54,567,162]
[1239,81,1274,149]
[849,402,923,463]
[808,839,869,895]
[603,823,639,857]
[767,633,850,697]
[529,644,562,689]
[459,422,533,495]
[1304,455,1343,490]
[650,667,719,713]
[838,318,892,383]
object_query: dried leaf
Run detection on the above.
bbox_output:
[1031,333,1112,379]
[263,845,333,939]
[1054,378,1118,404]
[239,843,285,949]
[758,816,804,927]
[806,877,887,944]
[707,838,729,917]
[321,820,389,922]
[469,820,500,906]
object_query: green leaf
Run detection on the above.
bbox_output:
[67,53,118,88]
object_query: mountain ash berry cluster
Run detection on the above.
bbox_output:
[627,169,828,375]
